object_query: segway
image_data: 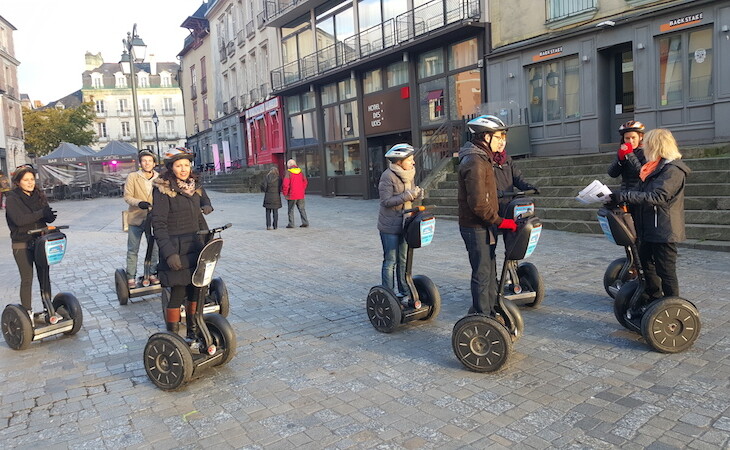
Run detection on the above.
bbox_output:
[602,204,638,298]
[366,206,441,333]
[452,214,542,373]
[2,226,83,350]
[143,223,236,391]
[597,205,700,353]
[499,190,544,307]
[115,213,162,305]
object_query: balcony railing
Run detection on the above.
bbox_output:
[240,93,250,108]
[271,0,480,91]
[256,11,266,29]
[250,87,261,103]
[201,77,208,95]
[246,20,255,38]
[230,96,238,111]
[161,108,176,115]
[190,85,198,99]
[237,29,245,47]
[222,102,229,115]
[260,83,270,98]
[227,40,236,57]
[546,0,597,22]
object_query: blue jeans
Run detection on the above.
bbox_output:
[380,231,408,295]
[126,224,158,279]
[460,226,498,315]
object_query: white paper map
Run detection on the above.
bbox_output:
[576,180,613,204]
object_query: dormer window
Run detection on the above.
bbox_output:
[138,71,150,88]
[160,71,172,87]
[91,73,103,88]
[115,72,128,88]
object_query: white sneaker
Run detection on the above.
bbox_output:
[27,309,34,326]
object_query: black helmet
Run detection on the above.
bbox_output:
[163,147,195,168]
[138,150,157,163]
[384,143,415,162]
[619,120,646,135]
[467,115,508,134]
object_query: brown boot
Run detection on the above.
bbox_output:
[165,308,181,333]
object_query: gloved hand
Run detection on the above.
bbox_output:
[167,254,183,271]
[201,205,213,215]
[497,218,517,232]
[531,186,540,195]
[618,142,634,161]
[138,201,151,210]
[43,206,57,223]
[412,186,424,199]
[404,189,418,202]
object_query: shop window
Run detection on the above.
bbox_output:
[386,61,408,87]
[322,82,338,105]
[448,38,478,71]
[659,35,683,106]
[339,79,356,100]
[688,27,712,102]
[658,27,714,106]
[418,49,444,79]
[363,68,382,94]
[324,105,342,141]
[526,56,580,123]
[326,141,360,176]
[448,69,481,119]
[340,101,358,137]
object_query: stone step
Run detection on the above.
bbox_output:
[430,183,730,199]
[526,170,730,187]
[520,158,730,178]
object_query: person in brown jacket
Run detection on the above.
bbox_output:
[123,151,159,288]
[457,115,518,317]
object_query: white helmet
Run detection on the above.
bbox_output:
[467,115,508,134]
[385,143,415,162]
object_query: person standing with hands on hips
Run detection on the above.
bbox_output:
[152,148,214,336]
[377,144,424,307]
[123,150,160,288]
[4,165,59,323]
[611,129,689,312]
[283,159,309,228]
[457,115,518,318]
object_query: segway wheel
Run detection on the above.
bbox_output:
[144,332,193,391]
[516,262,544,307]
[413,275,441,321]
[53,293,83,335]
[207,278,230,317]
[641,297,701,354]
[366,286,402,333]
[603,258,636,299]
[204,313,237,366]
[452,315,512,373]
[115,268,129,305]
[2,305,34,350]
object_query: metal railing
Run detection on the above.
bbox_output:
[201,76,208,94]
[257,11,267,28]
[190,85,197,99]
[545,0,596,22]
[237,29,246,46]
[271,0,480,91]
[246,20,255,38]
[227,40,236,57]
[414,119,452,186]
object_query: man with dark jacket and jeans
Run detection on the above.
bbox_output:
[458,115,518,317]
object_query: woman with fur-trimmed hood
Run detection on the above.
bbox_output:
[151,147,213,335]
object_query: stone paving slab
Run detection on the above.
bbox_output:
[1,192,729,449]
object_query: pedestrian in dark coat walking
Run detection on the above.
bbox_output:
[152,148,213,335]
[615,129,689,304]
[261,167,282,230]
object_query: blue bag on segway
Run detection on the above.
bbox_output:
[403,210,435,249]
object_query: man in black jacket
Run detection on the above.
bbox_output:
[458,115,518,317]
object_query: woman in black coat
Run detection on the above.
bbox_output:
[4,165,57,318]
[616,129,690,305]
[261,166,282,230]
[152,148,213,335]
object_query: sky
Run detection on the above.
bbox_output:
[2,0,206,105]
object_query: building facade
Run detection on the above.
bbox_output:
[80,52,186,155]
[264,0,487,198]
[486,0,730,155]
[0,15,26,173]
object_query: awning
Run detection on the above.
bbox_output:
[427,90,443,101]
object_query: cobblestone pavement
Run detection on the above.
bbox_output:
[1,192,729,449]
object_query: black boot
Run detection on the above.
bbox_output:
[186,302,198,340]
[165,308,181,333]
[166,321,180,332]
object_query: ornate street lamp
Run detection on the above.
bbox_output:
[151,109,160,160]
[119,24,147,151]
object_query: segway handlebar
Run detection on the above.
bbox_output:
[27,225,69,235]
[499,189,538,199]
[197,223,232,235]
[402,205,429,215]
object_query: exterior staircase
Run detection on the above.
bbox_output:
[201,166,271,193]
[426,143,730,252]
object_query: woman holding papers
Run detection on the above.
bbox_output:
[614,129,690,303]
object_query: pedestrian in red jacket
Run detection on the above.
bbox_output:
[282,159,309,228]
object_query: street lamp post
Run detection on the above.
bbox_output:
[120,24,147,151]
[151,109,160,160]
